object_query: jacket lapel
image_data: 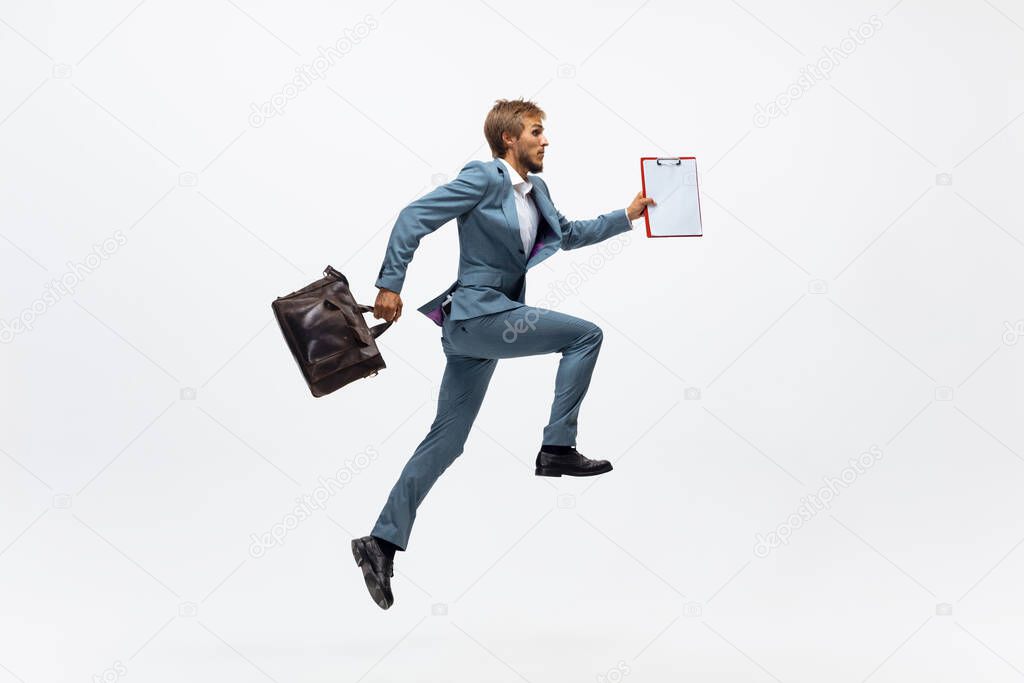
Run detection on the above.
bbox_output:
[494,159,562,269]
[495,160,520,246]
[525,177,562,269]
[529,185,560,240]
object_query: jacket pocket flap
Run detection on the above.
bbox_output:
[458,272,502,287]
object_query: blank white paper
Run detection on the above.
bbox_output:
[641,157,702,236]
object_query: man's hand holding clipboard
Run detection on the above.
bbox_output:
[627,191,657,221]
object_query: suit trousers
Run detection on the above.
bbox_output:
[370,304,604,550]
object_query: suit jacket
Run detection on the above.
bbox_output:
[374,158,632,327]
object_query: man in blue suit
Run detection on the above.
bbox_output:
[352,98,655,609]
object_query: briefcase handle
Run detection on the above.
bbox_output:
[323,294,394,340]
[322,265,394,339]
[354,303,394,339]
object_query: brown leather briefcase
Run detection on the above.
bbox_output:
[272,265,393,397]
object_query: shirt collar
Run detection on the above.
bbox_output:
[498,158,533,196]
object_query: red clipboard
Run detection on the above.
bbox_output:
[639,156,703,238]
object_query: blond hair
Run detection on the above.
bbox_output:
[483,98,546,159]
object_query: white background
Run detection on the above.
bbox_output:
[2,1,1024,681]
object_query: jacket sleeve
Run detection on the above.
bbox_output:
[538,179,632,250]
[374,161,491,293]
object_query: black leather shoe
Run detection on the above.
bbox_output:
[351,536,394,609]
[535,447,613,477]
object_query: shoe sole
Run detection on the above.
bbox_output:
[535,462,613,477]
[351,539,393,610]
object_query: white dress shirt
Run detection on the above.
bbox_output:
[498,157,542,256]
